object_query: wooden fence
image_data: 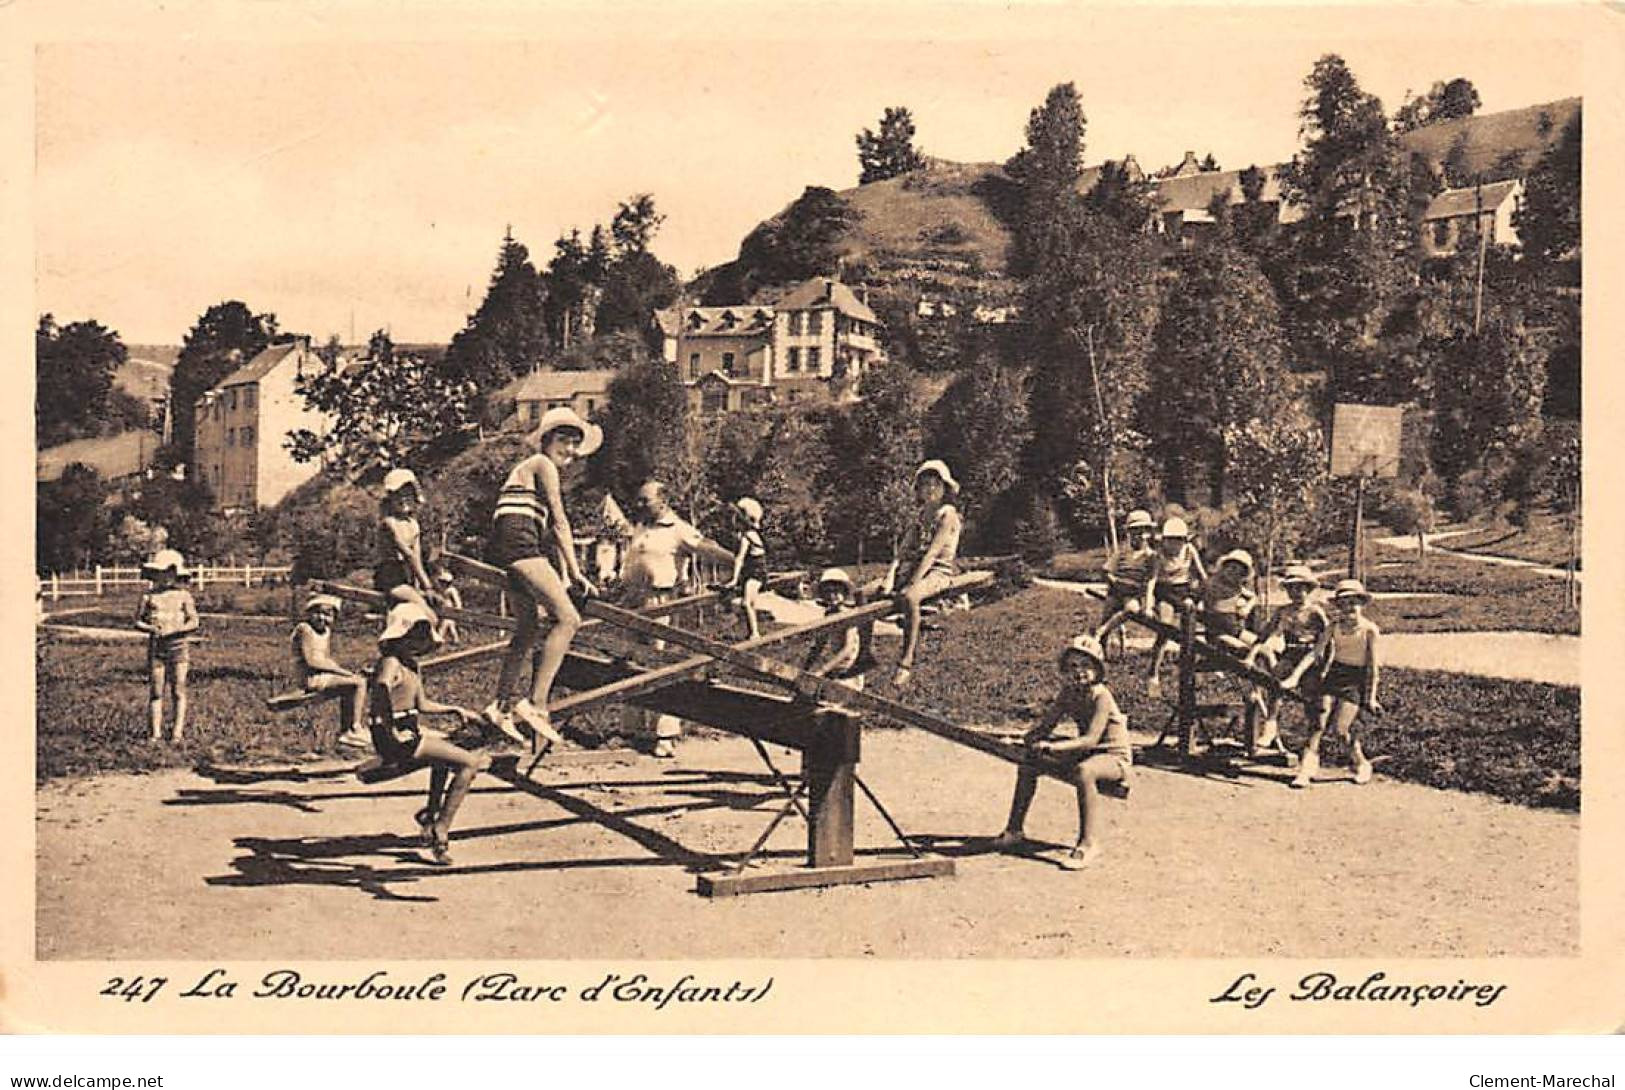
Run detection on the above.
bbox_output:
[41,564,293,600]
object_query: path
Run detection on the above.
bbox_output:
[1032,577,1576,686]
[1370,529,1579,582]
[35,729,1575,960]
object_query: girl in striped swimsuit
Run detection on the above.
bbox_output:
[484,407,602,753]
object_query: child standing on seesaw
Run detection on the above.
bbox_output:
[1094,508,1157,647]
[486,407,601,753]
[290,593,371,752]
[1244,564,1326,752]
[724,496,769,640]
[991,634,1131,871]
[1143,515,1206,701]
[369,601,489,866]
[803,568,868,690]
[376,468,448,631]
[134,549,199,742]
[876,459,963,689]
[1289,578,1382,789]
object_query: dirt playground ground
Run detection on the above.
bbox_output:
[36,725,1577,960]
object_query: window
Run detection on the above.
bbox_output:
[808,311,823,335]
[701,387,728,414]
[225,428,235,448]
[689,352,701,377]
[528,403,540,424]
[787,347,801,372]
[806,347,821,372]
[791,312,804,336]
[722,352,736,375]
[240,425,254,444]
[1432,220,1452,247]
[586,399,596,414]
[244,386,257,409]
[227,388,238,411]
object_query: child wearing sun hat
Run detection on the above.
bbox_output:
[1245,563,1328,752]
[725,496,769,640]
[1142,515,1207,701]
[990,633,1131,871]
[291,593,370,752]
[1094,508,1157,647]
[134,549,199,742]
[1290,578,1383,789]
[803,568,868,691]
[875,459,964,688]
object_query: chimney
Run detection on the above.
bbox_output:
[826,279,837,301]
[1122,154,1143,183]
[1177,151,1200,177]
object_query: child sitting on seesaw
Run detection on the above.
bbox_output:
[376,468,450,637]
[1093,508,1157,649]
[872,459,963,689]
[290,593,371,752]
[369,601,489,866]
[1143,515,1206,701]
[802,568,868,691]
[1199,549,1259,654]
[1288,578,1383,789]
[990,634,1131,871]
[1243,564,1326,753]
[134,549,199,743]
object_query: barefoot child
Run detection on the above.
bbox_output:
[134,549,199,742]
[486,407,601,753]
[725,496,769,640]
[880,459,963,688]
[1244,564,1326,752]
[1143,516,1206,701]
[369,602,489,865]
[376,468,446,626]
[434,568,463,645]
[1291,579,1382,789]
[991,635,1130,871]
[1094,509,1157,645]
[291,594,370,752]
[1200,549,1259,653]
[803,568,868,691]
[604,479,736,758]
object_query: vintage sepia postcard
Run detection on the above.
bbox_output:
[3,0,1620,1037]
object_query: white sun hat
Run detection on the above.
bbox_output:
[913,459,960,493]
[382,467,420,496]
[535,406,604,457]
[378,601,443,645]
[735,497,764,525]
[141,548,191,578]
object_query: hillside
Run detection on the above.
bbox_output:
[699,98,1581,310]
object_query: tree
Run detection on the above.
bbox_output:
[1514,112,1581,273]
[167,301,277,471]
[1200,153,1220,172]
[748,413,834,565]
[1083,159,1155,232]
[1222,410,1326,593]
[732,186,861,294]
[610,193,665,255]
[1005,82,1087,277]
[36,463,110,573]
[856,106,927,184]
[1144,242,1294,507]
[288,330,477,479]
[1393,78,1481,131]
[823,361,924,563]
[590,357,692,502]
[596,195,680,337]
[35,315,129,447]
[442,229,550,393]
[1429,320,1547,504]
[926,354,1031,552]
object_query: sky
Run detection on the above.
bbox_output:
[33,5,1585,347]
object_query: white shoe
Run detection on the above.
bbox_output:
[1059,844,1101,870]
[1146,677,1163,701]
[1353,759,1374,785]
[336,728,371,752]
[1292,752,1319,788]
[512,699,563,745]
[482,702,527,746]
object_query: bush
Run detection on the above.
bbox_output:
[1012,492,1063,564]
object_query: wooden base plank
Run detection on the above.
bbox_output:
[696,856,954,897]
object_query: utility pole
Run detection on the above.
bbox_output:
[1473,175,1489,335]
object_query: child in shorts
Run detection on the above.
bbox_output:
[1094,508,1157,647]
[878,459,964,688]
[369,602,489,865]
[725,496,769,640]
[990,634,1131,871]
[134,549,199,742]
[1200,549,1259,653]
[376,468,447,627]
[291,593,370,752]
[803,568,868,691]
[1290,579,1383,789]
[1143,516,1207,700]
[1244,564,1326,752]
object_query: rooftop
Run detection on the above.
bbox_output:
[1424,179,1523,221]
[510,368,617,401]
[773,277,879,324]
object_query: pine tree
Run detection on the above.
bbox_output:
[926,353,1030,552]
[1514,112,1581,274]
[1005,82,1087,277]
[442,229,549,392]
[35,315,129,447]
[856,107,927,184]
[590,355,691,502]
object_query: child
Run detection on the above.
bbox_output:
[291,594,370,752]
[134,549,199,742]
[369,601,489,866]
[1244,564,1327,752]
[880,459,963,688]
[604,479,736,758]
[434,568,463,645]
[803,568,867,691]
[990,634,1130,871]
[1290,578,1383,789]
[1094,508,1157,645]
[1200,549,1259,653]
[725,496,769,640]
[1142,516,1207,701]
[486,407,602,753]
[376,468,446,625]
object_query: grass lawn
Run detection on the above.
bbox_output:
[1440,510,1580,570]
[37,586,1578,810]
[1358,547,1579,635]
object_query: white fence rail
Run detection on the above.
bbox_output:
[42,565,292,600]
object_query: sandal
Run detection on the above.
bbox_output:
[512,699,563,746]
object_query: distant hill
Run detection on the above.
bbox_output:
[698,98,1581,311]
[115,350,175,402]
